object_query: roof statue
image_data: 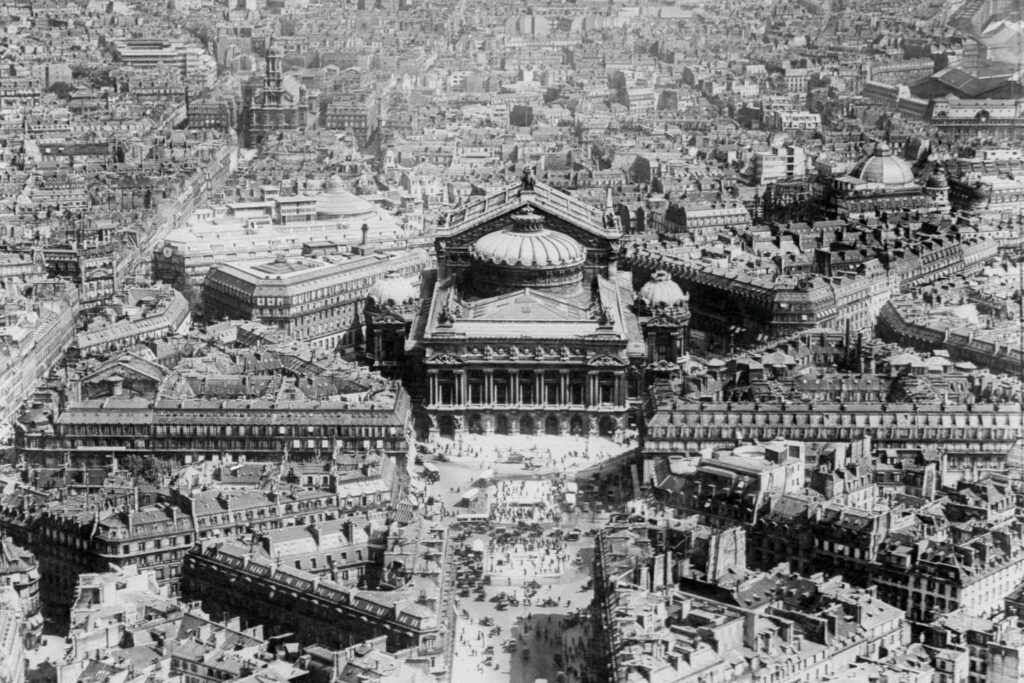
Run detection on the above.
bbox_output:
[521,166,536,192]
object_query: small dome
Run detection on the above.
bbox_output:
[849,142,916,186]
[317,176,376,220]
[369,271,417,306]
[926,168,949,189]
[640,271,685,308]
[471,210,585,269]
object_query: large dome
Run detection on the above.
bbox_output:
[471,213,585,268]
[639,270,686,309]
[469,208,585,293]
[369,271,417,307]
[317,175,377,220]
[849,142,915,186]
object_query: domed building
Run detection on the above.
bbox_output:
[924,167,951,213]
[828,141,937,218]
[847,142,916,185]
[368,271,418,307]
[317,176,378,222]
[467,208,586,294]
[406,174,648,440]
[364,272,420,372]
[637,271,691,367]
[639,270,686,310]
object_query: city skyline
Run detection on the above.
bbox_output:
[2,0,1024,682]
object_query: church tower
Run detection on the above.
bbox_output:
[264,39,284,107]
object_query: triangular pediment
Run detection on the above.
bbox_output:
[425,353,463,366]
[437,181,620,249]
[645,314,683,328]
[370,310,408,325]
[465,288,591,322]
[588,355,627,367]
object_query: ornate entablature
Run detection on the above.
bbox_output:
[427,343,631,363]
[424,352,464,366]
[588,355,628,367]
[645,313,686,329]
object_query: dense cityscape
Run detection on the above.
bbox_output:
[2,0,1024,682]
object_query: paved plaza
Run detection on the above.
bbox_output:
[413,432,618,682]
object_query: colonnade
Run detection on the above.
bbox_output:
[426,367,626,409]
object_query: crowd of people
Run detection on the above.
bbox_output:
[452,609,597,681]
[432,432,634,473]
[423,431,620,681]
[487,536,568,580]
[487,479,563,524]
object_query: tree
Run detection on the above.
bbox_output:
[543,87,562,104]
[123,454,172,484]
[46,82,73,99]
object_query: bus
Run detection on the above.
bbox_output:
[456,513,489,522]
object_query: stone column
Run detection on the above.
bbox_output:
[428,371,438,407]
[484,370,493,406]
[559,371,568,406]
[459,371,467,407]
[587,372,598,406]
[535,371,543,406]
[510,369,520,406]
